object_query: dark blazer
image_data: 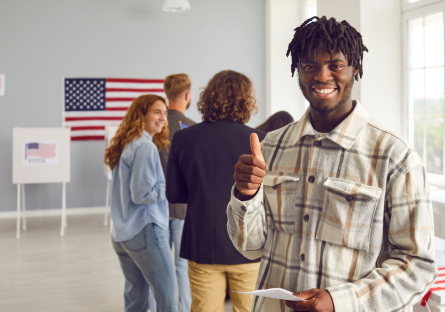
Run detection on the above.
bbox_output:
[160,109,196,220]
[166,120,266,265]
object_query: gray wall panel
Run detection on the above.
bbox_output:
[0,0,266,211]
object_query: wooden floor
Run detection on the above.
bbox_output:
[0,214,233,312]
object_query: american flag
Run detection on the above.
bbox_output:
[62,78,166,141]
[25,142,56,159]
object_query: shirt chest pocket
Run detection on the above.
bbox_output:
[263,172,301,234]
[315,178,382,252]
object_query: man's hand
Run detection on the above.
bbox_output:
[234,133,267,198]
[283,289,334,312]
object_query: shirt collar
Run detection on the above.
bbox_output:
[143,130,153,141]
[292,100,370,150]
[168,109,185,117]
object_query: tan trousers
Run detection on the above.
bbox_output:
[188,261,260,312]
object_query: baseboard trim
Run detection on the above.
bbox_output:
[0,206,108,219]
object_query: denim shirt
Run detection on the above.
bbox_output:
[110,130,168,242]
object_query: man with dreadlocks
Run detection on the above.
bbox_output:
[227,16,436,312]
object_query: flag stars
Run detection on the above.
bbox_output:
[65,79,106,112]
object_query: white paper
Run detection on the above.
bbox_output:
[0,74,4,96]
[22,140,60,166]
[236,288,304,302]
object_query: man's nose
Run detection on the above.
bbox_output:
[314,67,332,82]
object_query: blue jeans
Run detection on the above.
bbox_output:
[169,218,191,312]
[112,223,179,312]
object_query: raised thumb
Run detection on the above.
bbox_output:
[250,133,264,162]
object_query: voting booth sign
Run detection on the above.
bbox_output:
[12,128,71,238]
[13,128,70,184]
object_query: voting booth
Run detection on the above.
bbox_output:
[103,125,119,226]
[12,128,71,237]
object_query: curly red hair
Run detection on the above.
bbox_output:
[197,70,258,124]
[104,94,170,170]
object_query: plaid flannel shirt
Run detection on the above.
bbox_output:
[227,101,437,312]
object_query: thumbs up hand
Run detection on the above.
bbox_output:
[234,133,268,199]
[250,132,265,163]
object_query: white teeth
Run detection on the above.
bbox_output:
[315,89,335,94]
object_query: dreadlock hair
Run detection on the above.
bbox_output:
[286,16,368,80]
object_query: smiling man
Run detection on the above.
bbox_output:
[227,16,437,312]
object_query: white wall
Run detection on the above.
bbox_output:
[360,0,402,135]
[0,0,266,212]
[266,0,302,120]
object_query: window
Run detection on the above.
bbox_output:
[404,1,445,185]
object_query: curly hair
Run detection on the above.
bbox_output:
[104,94,170,170]
[286,16,368,80]
[197,70,257,124]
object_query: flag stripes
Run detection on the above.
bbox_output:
[26,143,56,158]
[63,77,165,140]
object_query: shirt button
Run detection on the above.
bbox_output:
[308,176,315,183]
[304,214,309,222]
[314,141,322,147]
[272,185,278,190]
[300,254,305,261]
[346,195,353,202]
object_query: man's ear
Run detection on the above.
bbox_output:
[184,90,191,101]
[353,65,359,80]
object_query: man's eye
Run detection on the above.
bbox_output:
[332,65,342,69]
[305,66,314,70]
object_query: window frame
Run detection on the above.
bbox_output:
[403,0,445,187]
[403,0,444,13]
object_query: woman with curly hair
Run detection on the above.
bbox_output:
[166,70,266,312]
[104,94,178,312]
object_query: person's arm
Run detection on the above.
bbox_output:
[166,134,188,204]
[227,184,267,260]
[227,133,268,260]
[129,143,166,205]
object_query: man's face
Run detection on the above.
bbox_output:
[298,43,358,114]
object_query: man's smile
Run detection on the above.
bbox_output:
[311,85,338,99]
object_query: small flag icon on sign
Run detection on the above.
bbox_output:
[25,142,56,160]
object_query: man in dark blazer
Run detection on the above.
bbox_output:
[166,70,266,312]
[160,73,196,312]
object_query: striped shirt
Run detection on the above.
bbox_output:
[227,101,437,312]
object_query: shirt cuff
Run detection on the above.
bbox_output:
[230,184,263,214]
[325,283,357,312]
